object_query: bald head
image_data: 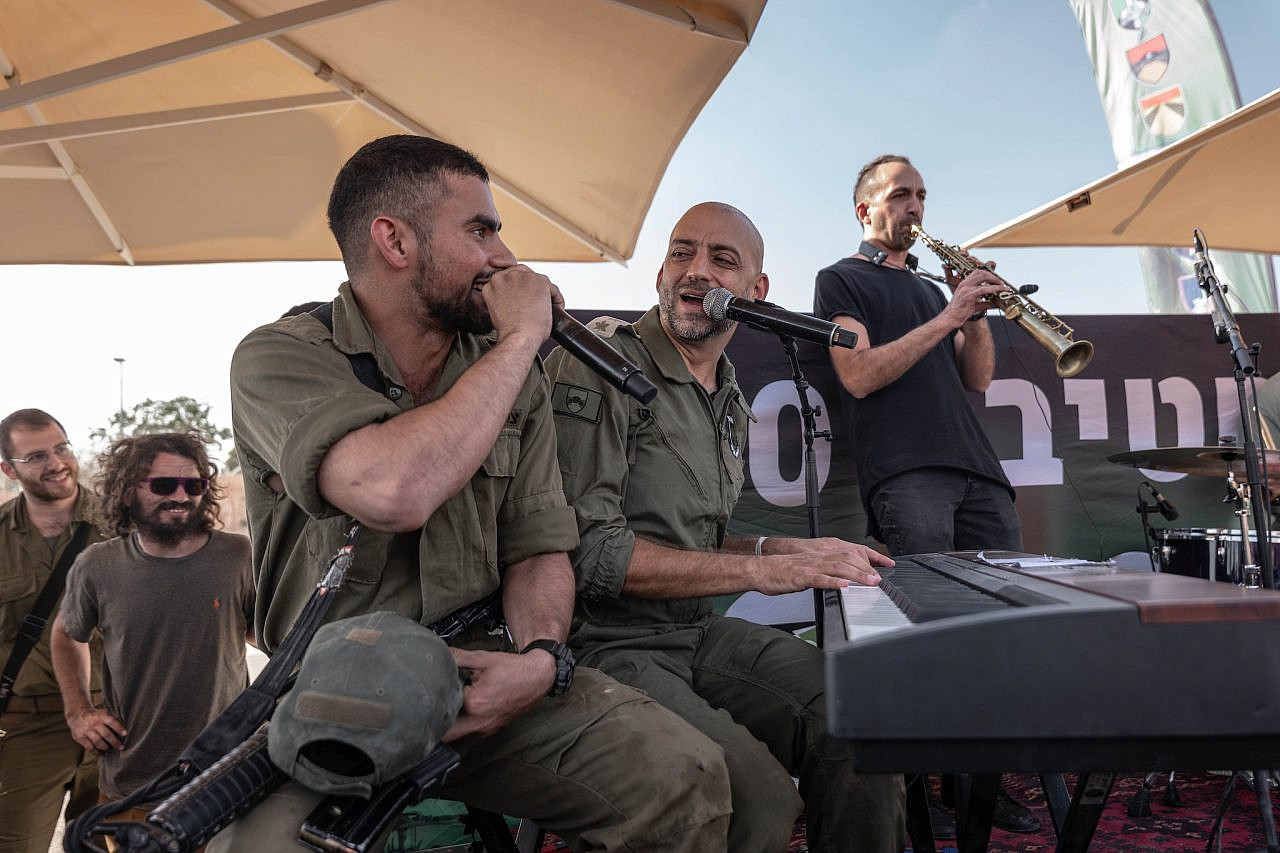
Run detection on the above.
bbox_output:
[669,202,764,274]
[657,201,769,344]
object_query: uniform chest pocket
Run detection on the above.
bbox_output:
[635,407,707,499]
[0,569,37,604]
[305,519,389,587]
[482,428,521,478]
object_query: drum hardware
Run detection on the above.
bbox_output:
[1113,233,1280,850]
[1109,443,1280,589]
[1119,468,1278,833]
[1134,484,1169,573]
[1106,444,1280,483]
[1193,229,1279,851]
[1226,472,1264,589]
[1127,770,1180,818]
[1148,528,1280,587]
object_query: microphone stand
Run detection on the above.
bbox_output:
[1195,231,1279,853]
[780,332,960,852]
[1194,230,1273,589]
[1136,491,1162,573]
[778,336,832,646]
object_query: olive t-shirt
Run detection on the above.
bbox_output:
[60,530,253,799]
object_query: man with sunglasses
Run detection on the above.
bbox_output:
[0,409,108,853]
[49,432,253,806]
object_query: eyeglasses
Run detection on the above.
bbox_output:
[141,477,210,497]
[8,443,75,466]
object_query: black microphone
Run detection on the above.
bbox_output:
[702,288,857,349]
[1142,481,1179,521]
[1192,228,1217,286]
[551,307,657,403]
[1192,227,1208,261]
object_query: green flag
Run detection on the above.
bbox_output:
[1070,0,1275,312]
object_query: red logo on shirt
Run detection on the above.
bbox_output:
[212,597,221,610]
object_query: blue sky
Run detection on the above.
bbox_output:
[541,0,1280,315]
[7,1,1280,453]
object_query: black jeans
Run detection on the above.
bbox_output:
[869,467,1022,556]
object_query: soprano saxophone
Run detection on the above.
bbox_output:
[909,224,1094,378]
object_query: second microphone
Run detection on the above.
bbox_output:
[702,288,857,349]
[552,307,658,403]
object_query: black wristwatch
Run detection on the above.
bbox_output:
[521,639,576,697]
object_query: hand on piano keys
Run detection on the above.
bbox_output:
[752,536,892,593]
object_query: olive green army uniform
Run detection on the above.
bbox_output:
[218,284,731,852]
[546,308,905,853]
[0,488,105,853]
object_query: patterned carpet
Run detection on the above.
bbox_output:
[386,770,1277,851]
[527,772,1277,852]
[899,772,1279,853]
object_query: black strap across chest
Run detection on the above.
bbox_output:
[283,300,389,398]
[0,521,94,715]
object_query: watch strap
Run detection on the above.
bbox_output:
[521,639,575,697]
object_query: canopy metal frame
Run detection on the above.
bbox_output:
[0,0,750,265]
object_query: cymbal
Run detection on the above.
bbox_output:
[1107,446,1280,480]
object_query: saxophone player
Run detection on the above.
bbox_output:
[811,154,1038,834]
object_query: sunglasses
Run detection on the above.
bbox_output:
[142,476,210,497]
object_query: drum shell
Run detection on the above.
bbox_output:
[1152,527,1280,584]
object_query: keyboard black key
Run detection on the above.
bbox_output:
[879,560,1015,622]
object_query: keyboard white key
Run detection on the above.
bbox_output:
[840,583,911,643]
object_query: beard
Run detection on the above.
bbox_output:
[16,465,78,503]
[410,245,493,335]
[657,281,730,343]
[133,498,207,547]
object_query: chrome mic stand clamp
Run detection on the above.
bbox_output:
[1224,472,1264,589]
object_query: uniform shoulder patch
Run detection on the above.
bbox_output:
[552,382,603,424]
[586,316,635,338]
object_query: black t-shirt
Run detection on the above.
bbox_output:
[813,256,1011,503]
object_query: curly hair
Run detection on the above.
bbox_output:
[94,432,224,537]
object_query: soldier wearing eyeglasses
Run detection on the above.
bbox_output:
[49,432,254,806]
[0,409,108,853]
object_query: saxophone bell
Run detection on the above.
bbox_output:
[908,224,1094,378]
[997,299,1095,379]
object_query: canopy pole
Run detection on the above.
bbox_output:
[0,47,134,264]
[0,0,394,115]
[0,93,353,149]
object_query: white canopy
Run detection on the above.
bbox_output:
[0,0,765,265]
[967,87,1280,255]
